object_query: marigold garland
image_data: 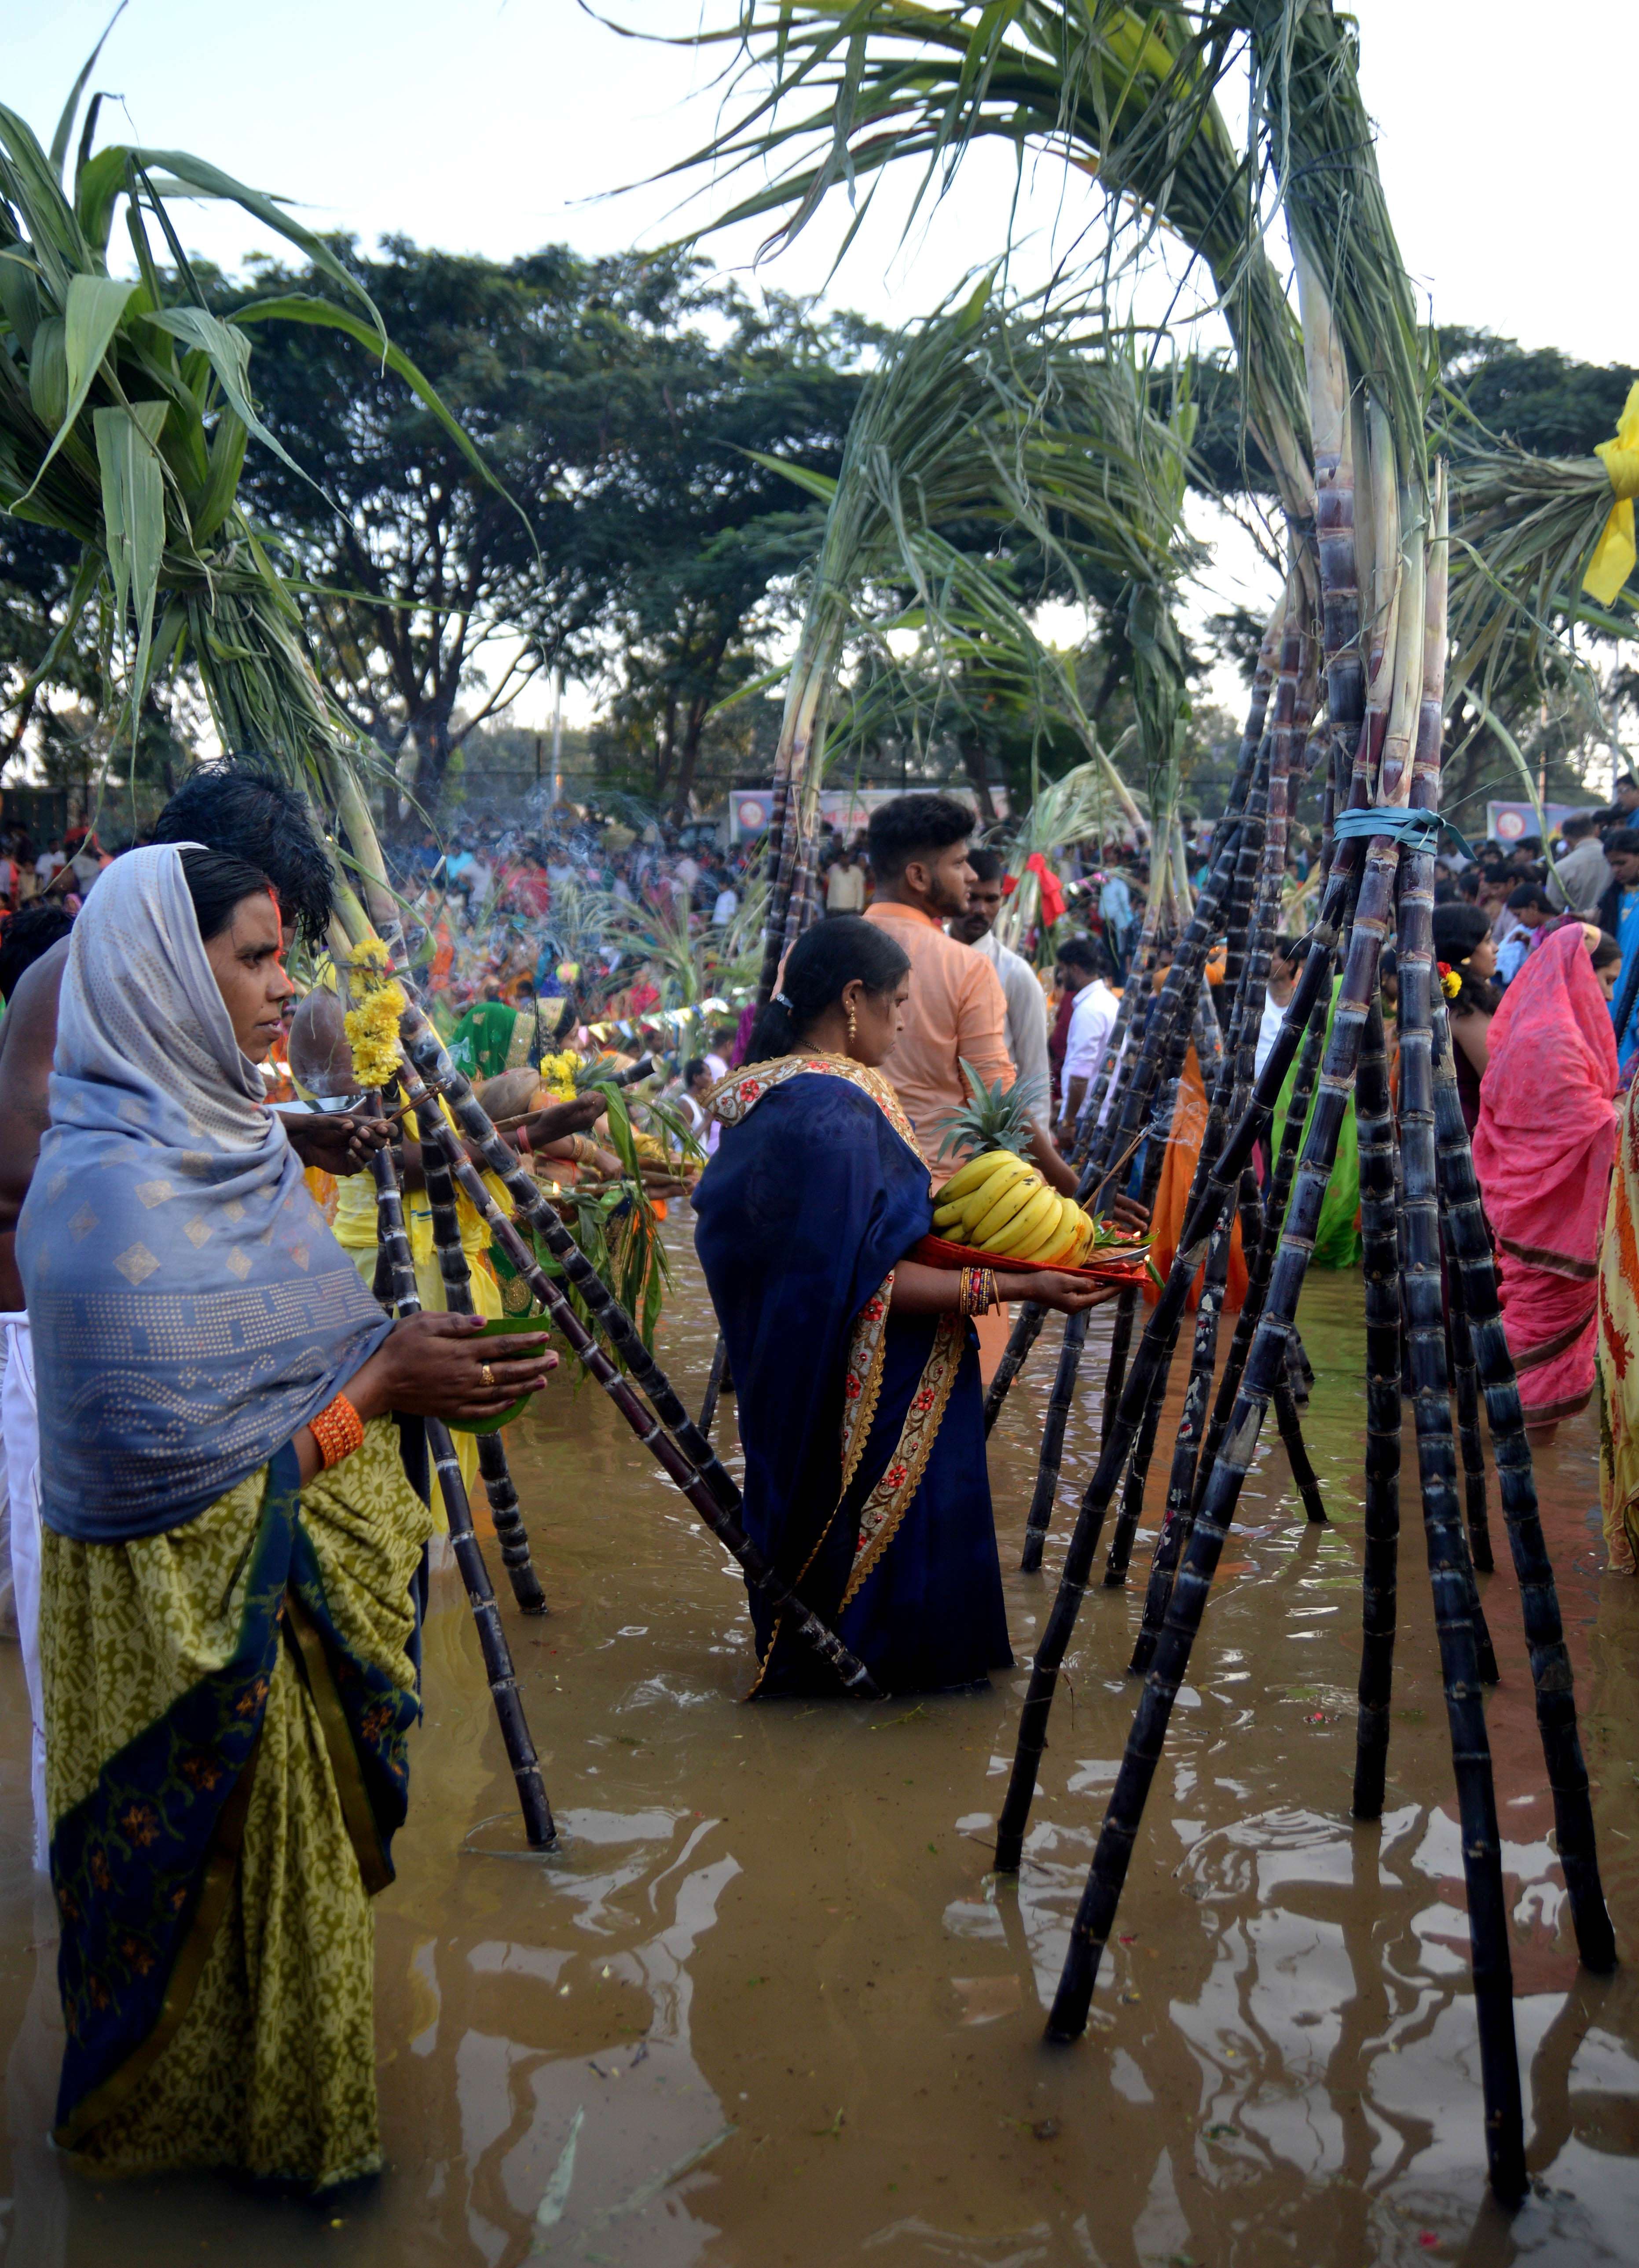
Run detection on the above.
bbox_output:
[343,938,407,1089]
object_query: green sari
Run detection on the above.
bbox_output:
[449,998,544,1082]
[42,1420,433,2188]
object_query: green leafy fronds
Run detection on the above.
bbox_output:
[936,1057,1045,1159]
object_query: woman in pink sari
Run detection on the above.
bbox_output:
[1472,922,1623,1442]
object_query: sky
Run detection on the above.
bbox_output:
[9,0,1635,738]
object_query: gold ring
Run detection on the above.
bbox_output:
[480,1362,494,1390]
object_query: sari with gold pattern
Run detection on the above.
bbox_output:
[694,1054,1011,1696]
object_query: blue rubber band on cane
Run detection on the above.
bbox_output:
[1331,807,1478,862]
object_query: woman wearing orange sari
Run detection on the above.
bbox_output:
[1145,947,1248,1310]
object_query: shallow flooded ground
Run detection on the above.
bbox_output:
[3,1253,1639,2268]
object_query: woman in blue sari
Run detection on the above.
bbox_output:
[694,917,1111,1698]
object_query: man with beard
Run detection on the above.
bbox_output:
[864,794,1078,1197]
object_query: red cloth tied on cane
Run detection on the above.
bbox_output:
[1472,924,1620,1427]
[1024,853,1065,925]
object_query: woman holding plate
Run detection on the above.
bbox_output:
[20,846,555,2191]
[693,916,1115,1699]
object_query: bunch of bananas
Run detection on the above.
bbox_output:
[932,1149,1094,1267]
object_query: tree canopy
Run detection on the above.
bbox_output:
[216,239,871,819]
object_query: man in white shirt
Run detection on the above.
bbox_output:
[824,843,867,915]
[1254,936,1302,1079]
[1546,812,1611,919]
[1055,934,1121,1137]
[946,846,1052,1108]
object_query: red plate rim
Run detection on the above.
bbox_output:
[911,1231,1150,1284]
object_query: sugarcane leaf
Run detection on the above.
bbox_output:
[146,307,331,506]
[73,143,129,257]
[193,404,249,545]
[48,5,125,179]
[93,400,165,715]
[15,272,135,502]
[740,448,839,505]
[0,101,88,298]
[230,294,536,549]
[0,244,42,350]
[101,148,386,339]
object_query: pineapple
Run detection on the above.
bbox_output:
[935,1060,1043,1162]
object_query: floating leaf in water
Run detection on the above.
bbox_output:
[530,2104,585,2246]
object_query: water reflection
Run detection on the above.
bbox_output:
[0,1260,1637,2264]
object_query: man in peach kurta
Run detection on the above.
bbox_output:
[864,794,1082,1380]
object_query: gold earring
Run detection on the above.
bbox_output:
[845,997,858,1048]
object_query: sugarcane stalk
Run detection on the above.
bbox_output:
[1389,486,1525,2195]
[1273,1365,1328,1525]
[396,1002,744,1520]
[1099,980,1222,1582]
[1069,969,1140,1168]
[1129,661,1304,1662]
[1443,1189,1494,1574]
[425,1421,557,1850]
[1192,965,1332,1514]
[1100,743,1276,1585]
[394,1062,879,1699]
[983,1300,1049,1437]
[1351,990,1401,1820]
[368,1090,420,1313]
[1099,968,1217,1553]
[983,684,1268,1438]
[1431,1012,1616,1971]
[411,1101,548,1616]
[367,1133,556,1850]
[990,846,1362,1876]
[1020,1306,1090,1573]
[988,825,1238,1446]
[699,1331,730,1435]
[1040,822,1401,2037]
[1093,828,1246,1442]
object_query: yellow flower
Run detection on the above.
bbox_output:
[345,979,407,1089]
[349,936,394,980]
[537,1050,582,1099]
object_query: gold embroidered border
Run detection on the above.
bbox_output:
[707,1053,924,1167]
[840,1314,965,1609]
[839,1274,893,1494]
[747,1293,963,1692]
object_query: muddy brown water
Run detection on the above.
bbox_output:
[3,1255,1639,2267]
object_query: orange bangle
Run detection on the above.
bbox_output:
[309,1392,364,1469]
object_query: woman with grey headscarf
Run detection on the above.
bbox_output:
[18,844,555,2191]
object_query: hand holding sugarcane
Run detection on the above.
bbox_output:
[278,1107,394,1176]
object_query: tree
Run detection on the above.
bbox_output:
[219,242,867,822]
